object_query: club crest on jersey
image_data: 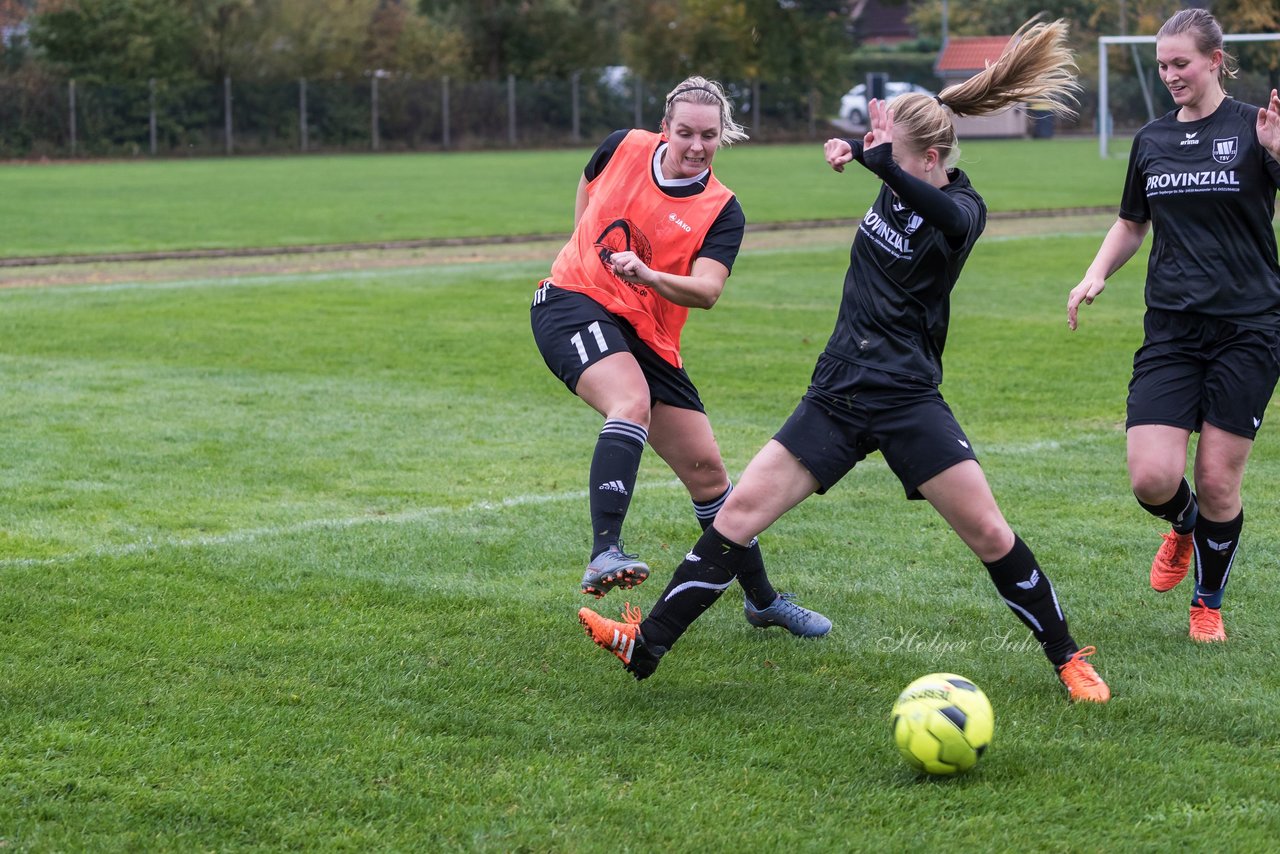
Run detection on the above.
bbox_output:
[593,218,655,296]
[904,213,924,235]
[1212,136,1238,164]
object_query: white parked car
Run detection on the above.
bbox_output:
[838,81,936,126]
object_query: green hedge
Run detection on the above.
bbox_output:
[838,50,943,92]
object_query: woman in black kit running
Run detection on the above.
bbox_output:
[580,19,1111,703]
[1068,9,1280,643]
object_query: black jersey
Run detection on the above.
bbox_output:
[584,129,746,272]
[1120,98,1280,328]
[824,158,986,387]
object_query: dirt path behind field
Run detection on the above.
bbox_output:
[0,211,1115,290]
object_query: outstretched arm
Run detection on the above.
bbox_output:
[1066,217,1150,330]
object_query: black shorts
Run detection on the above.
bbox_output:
[1127,308,1280,440]
[529,282,705,412]
[773,353,979,500]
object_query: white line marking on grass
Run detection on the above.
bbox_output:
[0,433,1120,568]
[0,481,690,568]
[3,226,1111,297]
[981,439,1068,455]
[0,262,545,297]
[745,229,1112,260]
[981,231,1114,243]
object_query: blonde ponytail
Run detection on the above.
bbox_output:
[886,18,1079,168]
[939,18,1080,119]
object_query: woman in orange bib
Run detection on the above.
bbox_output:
[530,77,829,637]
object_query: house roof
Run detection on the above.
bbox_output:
[851,0,916,45]
[0,0,27,30]
[935,36,1014,74]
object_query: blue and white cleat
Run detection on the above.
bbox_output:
[581,544,650,598]
[744,592,832,637]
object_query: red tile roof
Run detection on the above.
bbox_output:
[0,0,28,29]
[935,36,1014,73]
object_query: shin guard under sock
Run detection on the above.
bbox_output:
[589,418,647,557]
[1192,510,1242,609]
[1137,477,1199,535]
[736,542,779,611]
[641,525,745,650]
[983,535,1078,666]
[692,483,776,609]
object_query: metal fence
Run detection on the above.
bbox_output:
[0,73,835,158]
[6,67,1277,159]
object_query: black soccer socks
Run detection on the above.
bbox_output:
[1192,509,1242,609]
[983,535,1078,666]
[691,483,732,531]
[1137,477,1199,535]
[641,524,743,650]
[589,418,647,557]
[692,483,777,610]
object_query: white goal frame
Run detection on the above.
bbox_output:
[1098,33,1280,157]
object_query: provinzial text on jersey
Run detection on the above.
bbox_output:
[1145,170,1239,191]
[860,210,911,255]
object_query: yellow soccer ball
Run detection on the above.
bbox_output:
[891,673,994,775]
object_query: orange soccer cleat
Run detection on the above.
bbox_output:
[1150,529,1194,592]
[1057,646,1111,704]
[578,602,666,679]
[1189,598,1226,643]
[578,602,644,666]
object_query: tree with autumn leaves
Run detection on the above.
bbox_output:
[5,0,1277,87]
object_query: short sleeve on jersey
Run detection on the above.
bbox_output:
[584,129,630,181]
[1118,132,1150,223]
[697,197,745,272]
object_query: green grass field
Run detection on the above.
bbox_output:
[3,146,1280,850]
[1,138,1129,259]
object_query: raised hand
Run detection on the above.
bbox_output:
[865,98,895,151]
[1257,89,1280,161]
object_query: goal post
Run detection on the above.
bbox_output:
[1098,33,1280,158]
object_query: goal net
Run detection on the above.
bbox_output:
[1097,33,1280,157]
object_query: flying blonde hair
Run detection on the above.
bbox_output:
[890,18,1080,167]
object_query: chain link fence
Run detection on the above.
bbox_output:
[12,66,1276,159]
[0,73,840,158]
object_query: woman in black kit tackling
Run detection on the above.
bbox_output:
[579,19,1111,703]
[1068,9,1280,644]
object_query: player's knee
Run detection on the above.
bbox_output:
[961,516,1014,562]
[720,479,768,518]
[1129,467,1181,506]
[980,527,1016,562]
[1192,471,1240,515]
[683,459,729,501]
[607,396,651,427]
